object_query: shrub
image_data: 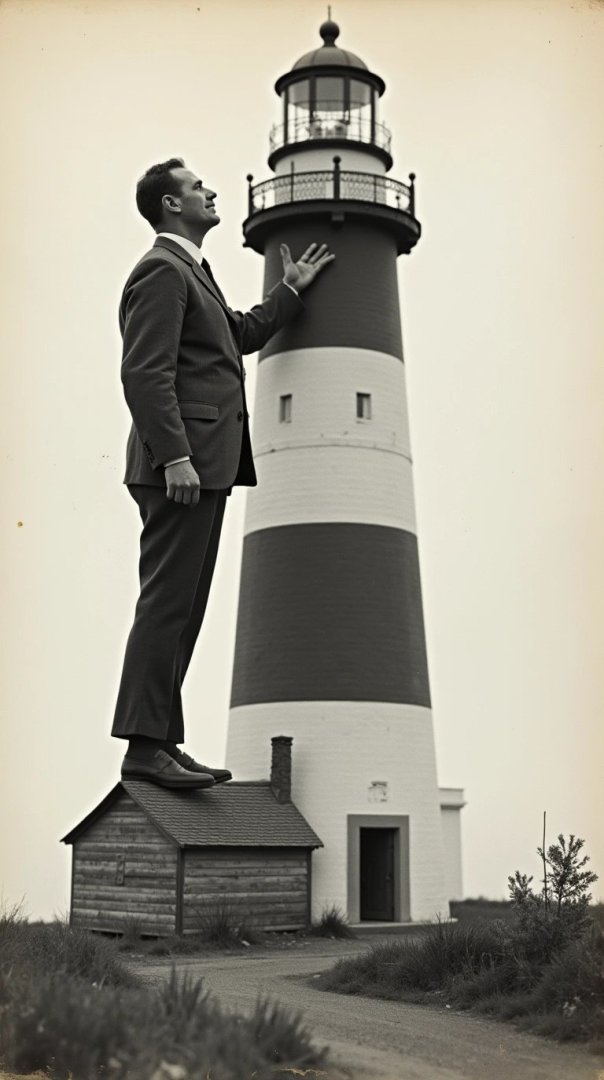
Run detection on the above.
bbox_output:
[309,904,356,939]
[507,834,599,979]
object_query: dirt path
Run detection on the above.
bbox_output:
[131,943,604,1080]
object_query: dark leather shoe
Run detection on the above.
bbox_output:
[167,746,232,783]
[121,749,215,789]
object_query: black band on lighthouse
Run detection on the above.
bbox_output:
[259,220,404,361]
[230,522,431,708]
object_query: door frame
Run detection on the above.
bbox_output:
[347,815,410,922]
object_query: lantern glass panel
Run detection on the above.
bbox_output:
[288,78,311,109]
[315,76,345,113]
[350,78,372,110]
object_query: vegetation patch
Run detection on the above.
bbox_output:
[449,897,515,925]
[308,905,357,940]
[0,907,327,1079]
[317,834,604,1049]
[193,896,263,948]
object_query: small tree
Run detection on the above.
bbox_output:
[508,831,598,971]
[539,834,598,918]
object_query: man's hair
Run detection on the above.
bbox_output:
[136,158,186,227]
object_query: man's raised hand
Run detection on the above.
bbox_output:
[280,242,335,293]
[164,460,201,506]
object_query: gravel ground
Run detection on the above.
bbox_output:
[129,939,604,1080]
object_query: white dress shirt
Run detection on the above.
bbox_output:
[157,232,204,265]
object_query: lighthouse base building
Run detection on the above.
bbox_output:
[227,715,464,923]
[226,20,464,924]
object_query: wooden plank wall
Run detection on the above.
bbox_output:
[71,791,178,935]
[182,847,309,933]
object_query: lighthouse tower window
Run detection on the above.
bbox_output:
[356,392,372,420]
[279,394,292,422]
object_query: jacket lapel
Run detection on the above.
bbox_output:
[153,237,236,324]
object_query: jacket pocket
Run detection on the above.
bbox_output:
[179,402,219,420]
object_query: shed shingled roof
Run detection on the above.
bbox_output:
[61,780,323,849]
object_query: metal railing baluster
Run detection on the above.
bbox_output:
[244,168,414,217]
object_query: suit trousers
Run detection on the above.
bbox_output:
[111,484,228,743]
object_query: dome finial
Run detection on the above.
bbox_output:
[320,11,340,46]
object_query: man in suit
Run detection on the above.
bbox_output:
[112,158,333,788]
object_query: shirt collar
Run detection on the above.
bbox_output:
[156,232,204,265]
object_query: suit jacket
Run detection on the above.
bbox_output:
[120,235,303,488]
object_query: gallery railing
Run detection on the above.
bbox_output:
[246,159,416,218]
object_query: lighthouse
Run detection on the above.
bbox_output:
[226,19,463,922]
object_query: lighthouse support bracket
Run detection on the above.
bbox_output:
[243,200,421,256]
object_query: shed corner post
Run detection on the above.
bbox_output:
[68,844,75,927]
[306,849,313,929]
[175,847,185,936]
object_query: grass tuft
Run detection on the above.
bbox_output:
[309,905,356,939]
[117,915,147,952]
[194,895,263,948]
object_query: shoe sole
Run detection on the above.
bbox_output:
[121,771,214,789]
[193,773,231,783]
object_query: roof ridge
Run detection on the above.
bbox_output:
[62,779,323,849]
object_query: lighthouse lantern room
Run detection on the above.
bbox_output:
[226,19,464,924]
[269,17,390,171]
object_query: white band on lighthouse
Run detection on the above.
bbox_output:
[245,345,417,535]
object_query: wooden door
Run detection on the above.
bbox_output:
[360,827,396,920]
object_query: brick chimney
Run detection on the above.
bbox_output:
[270,735,293,803]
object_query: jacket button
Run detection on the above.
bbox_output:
[237,410,243,421]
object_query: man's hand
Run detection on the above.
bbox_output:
[280,242,335,293]
[164,460,201,506]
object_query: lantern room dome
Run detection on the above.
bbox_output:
[292,19,368,71]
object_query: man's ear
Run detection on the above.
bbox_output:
[162,194,181,215]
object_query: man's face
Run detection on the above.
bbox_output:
[166,168,220,232]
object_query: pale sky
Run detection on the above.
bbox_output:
[1,0,603,920]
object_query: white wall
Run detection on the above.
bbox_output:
[440,790,466,901]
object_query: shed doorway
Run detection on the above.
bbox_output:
[360,826,396,920]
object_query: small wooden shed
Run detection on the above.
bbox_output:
[61,736,322,936]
